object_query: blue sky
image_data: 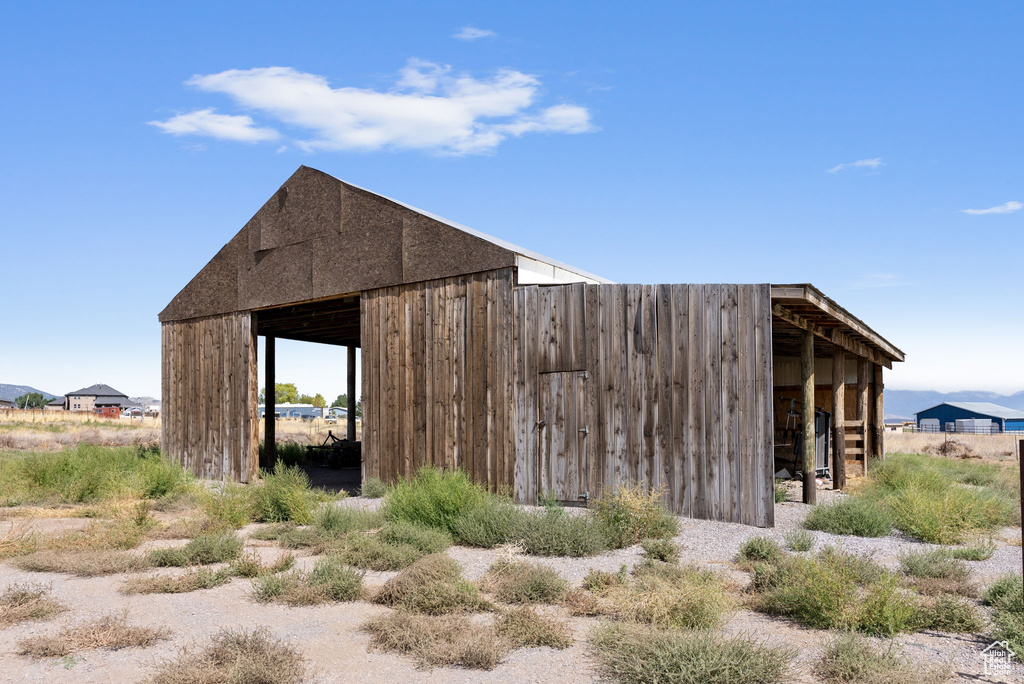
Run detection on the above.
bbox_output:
[2,1,1022,401]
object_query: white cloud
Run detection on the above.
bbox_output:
[148,108,279,142]
[960,200,1022,215]
[453,26,495,41]
[826,157,884,173]
[154,61,594,155]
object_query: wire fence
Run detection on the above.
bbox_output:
[902,424,1024,435]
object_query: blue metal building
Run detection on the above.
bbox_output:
[915,402,1024,433]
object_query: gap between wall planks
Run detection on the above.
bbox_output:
[161,312,258,483]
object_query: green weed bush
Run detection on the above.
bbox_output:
[594,484,678,548]
[899,548,970,580]
[984,574,1024,654]
[251,464,322,525]
[865,453,1018,543]
[738,536,784,565]
[785,530,815,552]
[373,553,489,615]
[803,497,893,537]
[359,478,388,498]
[378,521,451,554]
[312,505,384,537]
[519,510,608,557]
[149,533,244,567]
[815,632,949,684]
[384,468,491,534]
[484,559,568,604]
[751,549,916,636]
[640,538,680,563]
[917,594,983,633]
[591,623,792,684]
[0,445,193,505]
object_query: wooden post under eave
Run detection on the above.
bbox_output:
[857,357,871,475]
[801,329,816,504]
[347,345,357,442]
[832,349,846,490]
[265,335,276,468]
[872,363,885,460]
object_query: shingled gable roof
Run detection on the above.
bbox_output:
[66,384,128,398]
[160,166,610,323]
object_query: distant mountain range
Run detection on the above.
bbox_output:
[884,389,1024,422]
[0,384,60,403]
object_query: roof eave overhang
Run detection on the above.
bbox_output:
[771,283,905,368]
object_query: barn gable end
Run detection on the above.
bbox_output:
[160,166,520,322]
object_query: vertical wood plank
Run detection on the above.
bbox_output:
[720,284,740,522]
[687,285,706,520]
[832,349,847,489]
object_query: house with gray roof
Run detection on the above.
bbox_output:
[65,384,134,413]
[915,402,1024,433]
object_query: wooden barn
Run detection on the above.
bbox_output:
[160,166,904,527]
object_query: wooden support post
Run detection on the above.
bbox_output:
[872,363,884,460]
[265,335,276,468]
[347,345,357,442]
[857,357,871,475]
[801,329,816,504]
[832,349,846,490]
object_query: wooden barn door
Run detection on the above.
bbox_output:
[537,371,588,503]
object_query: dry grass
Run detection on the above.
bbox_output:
[146,627,306,684]
[364,611,508,670]
[561,587,613,617]
[815,632,951,684]
[482,558,569,604]
[495,607,573,649]
[251,555,363,606]
[18,611,169,657]
[0,410,161,451]
[148,515,231,540]
[0,583,67,628]
[14,549,150,576]
[604,563,733,630]
[373,553,491,615]
[121,567,233,594]
[591,622,793,684]
[885,432,1019,460]
[0,523,38,560]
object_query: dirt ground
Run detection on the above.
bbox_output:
[0,493,1020,684]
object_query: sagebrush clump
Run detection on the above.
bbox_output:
[591,623,793,684]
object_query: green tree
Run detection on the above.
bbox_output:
[14,392,49,409]
[331,395,362,417]
[259,383,299,404]
[312,393,326,408]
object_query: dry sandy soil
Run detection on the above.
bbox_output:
[0,491,1020,684]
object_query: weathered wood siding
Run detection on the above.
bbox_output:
[512,283,774,526]
[161,312,258,482]
[360,269,515,490]
[361,274,773,527]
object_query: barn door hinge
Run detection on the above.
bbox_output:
[579,426,590,436]
[578,371,588,379]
